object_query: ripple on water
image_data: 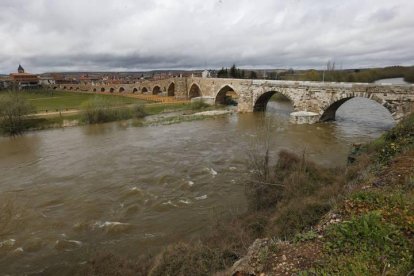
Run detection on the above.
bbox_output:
[0,105,396,275]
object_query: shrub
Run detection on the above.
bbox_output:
[274,199,331,238]
[246,149,340,213]
[0,92,34,135]
[149,242,225,276]
[80,96,132,124]
[78,252,152,276]
[190,100,210,110]
[131,103,147,118]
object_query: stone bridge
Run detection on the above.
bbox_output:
[54,77,414,124]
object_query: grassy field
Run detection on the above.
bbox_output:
[0,90,148,113]
[0,89,224,135]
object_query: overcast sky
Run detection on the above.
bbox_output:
[1,0,414,73]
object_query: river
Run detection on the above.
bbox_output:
[374,77,408,84]
[0,98,395,275]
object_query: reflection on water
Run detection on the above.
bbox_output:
[335,97,395,139]
[374,77,408,84]
[0,98,395,274]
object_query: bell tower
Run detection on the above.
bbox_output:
[17,64,25,73]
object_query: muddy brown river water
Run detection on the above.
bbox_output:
[0,98,395,275]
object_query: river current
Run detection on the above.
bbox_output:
[0,98,395,274]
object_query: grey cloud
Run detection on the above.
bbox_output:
[0,0,413,73]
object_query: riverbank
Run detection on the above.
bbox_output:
[0,89,232,135]
[230,114,414,275]
[17,104,230,132]
[75,113,414,275]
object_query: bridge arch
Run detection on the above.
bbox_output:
[142,87,148,93]
[93,88,97,92]
[75,87,79,91]
[254,91,294,112]
[63,86,67,90]
[53,86,57,90]
[167,82,175,96]
[100,87,105,92]
[320,95,395,122]
[188,83,201,99]
[133,88,138,93]
[152,86,161,95]
[215,85,238,105]
[69,87,73,90]
[109,88,115,93]
[119,87,125,93]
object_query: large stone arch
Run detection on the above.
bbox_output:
[119,87,125,93]
[253,91,294,112]
[319,94,395,122]
[167,82,175,96]
[153,85,161,95]
[142,87,148,93]
[188,83,202,99]
[215,85,238,105]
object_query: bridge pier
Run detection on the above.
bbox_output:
[289,111,320,124]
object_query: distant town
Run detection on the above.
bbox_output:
[0,64,290,91]
[1,63,413,92]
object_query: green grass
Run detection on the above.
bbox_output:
[0,90,148,113]
[317,212,413,275]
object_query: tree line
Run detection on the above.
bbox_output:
[217,64,257,79]
[216,64,414,83]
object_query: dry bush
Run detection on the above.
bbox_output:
[148,242,225,276]
[78,252,152,276]
[247,146,345,238]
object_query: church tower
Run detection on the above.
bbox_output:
[17,64,25,73]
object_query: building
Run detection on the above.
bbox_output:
[0,76,13,90]
[79,74,102,85]
[9,65,40,89]
[39,76,56,86]
[202,70,211,78]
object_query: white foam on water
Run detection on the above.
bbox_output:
[179,199,192,205]
[13,247,24,253]
[98,221,129,228]
[162,200,178,207]
[195,195,208,200]
[188,181,194,186]
[209,168,218,176]
[0,239,16,248]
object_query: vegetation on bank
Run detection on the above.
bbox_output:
[80,96,147,124]
[0,92,35,135]
[0,90,219,135]
[76,113,414,275]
